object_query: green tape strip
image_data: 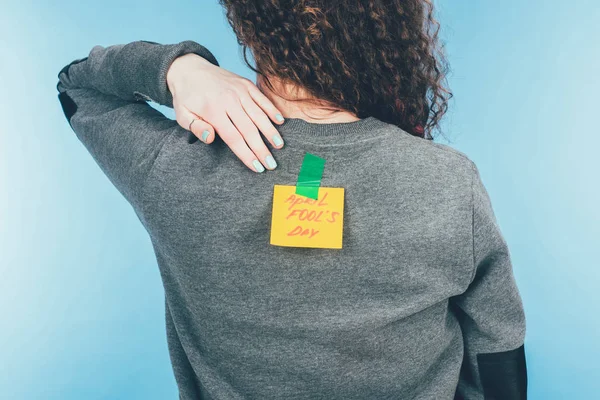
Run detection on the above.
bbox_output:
[296,152,326,200]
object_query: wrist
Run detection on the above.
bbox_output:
[166,55,186,97]
[166,53,212,96]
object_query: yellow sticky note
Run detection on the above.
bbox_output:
[270,185,345,249]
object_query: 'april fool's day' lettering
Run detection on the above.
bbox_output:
[270,185,345,249]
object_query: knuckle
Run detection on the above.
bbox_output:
[241,81,255,92]
[244,125,261,138]
[222,97,239,110]
[225,134,244,147]
[223,87,238,98]
[258,145,272,158]
[194,102,210,115]
[265,126,280,139]
[236,77,253,88]
[201,104,217,117]
[247,137,269,155]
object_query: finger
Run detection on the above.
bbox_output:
[227,102,277,170]
[177,106,215,144]
[246,83,286,127]
[212,113,267,173]
[190,118,214,144]
[239,94,285,149]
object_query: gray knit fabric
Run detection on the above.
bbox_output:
[57,40,526,400]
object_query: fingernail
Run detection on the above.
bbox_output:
[252,159,265,173]
[275,113,284,122]
[201,130,210,142]
[265,155,277,169]
[272,134,284,148]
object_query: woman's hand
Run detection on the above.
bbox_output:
[166,53,285,173]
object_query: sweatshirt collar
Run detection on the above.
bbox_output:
[275,116,395,144]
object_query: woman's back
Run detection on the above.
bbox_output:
[138,115,509,399]
[57,37,526,399]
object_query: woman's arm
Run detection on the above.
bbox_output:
[451,162,528,399]
[165,52,286,172]
[57,40,218,107]
[56,40,219,209]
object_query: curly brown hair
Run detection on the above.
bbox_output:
[218,0,452,140]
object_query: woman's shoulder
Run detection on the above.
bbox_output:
[384,126,477,178]
[423,139,476,172]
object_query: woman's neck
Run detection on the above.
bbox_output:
[256,74,360,124]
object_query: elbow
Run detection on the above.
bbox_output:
[56,55,89,93]
[57,90,77,125]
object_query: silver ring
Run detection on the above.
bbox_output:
[189,118,199,131]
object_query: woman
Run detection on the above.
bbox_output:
[56,1,527,399]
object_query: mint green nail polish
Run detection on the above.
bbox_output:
[201,130,210,142]
[275,113,284,122]
[265,155,277,169]
[273,134,284,147]
[252,159,265,173]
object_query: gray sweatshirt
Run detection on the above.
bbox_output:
[56,40,527,400]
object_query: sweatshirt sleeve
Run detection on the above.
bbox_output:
[451,162,528,400]
[56,40,219,207]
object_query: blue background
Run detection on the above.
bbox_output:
[1,0,598,398]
